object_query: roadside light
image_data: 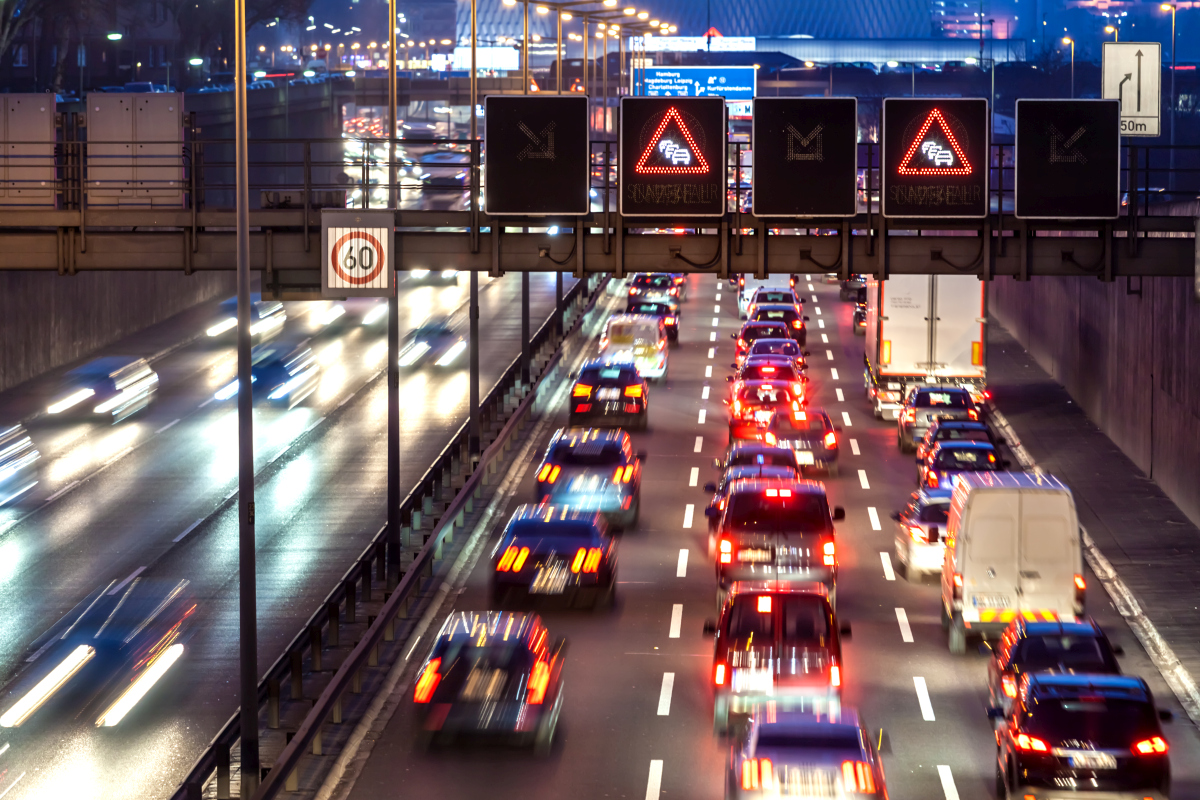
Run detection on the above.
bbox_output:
[258,45,266,52]
[188,57,204,66]
[623,6,635,14]
[1062,36,1072,45]
[107,32,123,41]
[637,11,649,19]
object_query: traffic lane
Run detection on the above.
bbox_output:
[347,274,726,800]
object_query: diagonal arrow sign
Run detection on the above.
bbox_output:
[516,121,556,160]
[1048,124,1088,164]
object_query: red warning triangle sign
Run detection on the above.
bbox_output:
[635,107,711,175]
[897,108,972,176]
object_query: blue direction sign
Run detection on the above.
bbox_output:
[640,66,756,101]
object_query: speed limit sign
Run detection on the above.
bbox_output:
[321,209,395,297]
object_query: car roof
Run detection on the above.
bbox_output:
[729,441,794,456]
[728,477,827,495]
[552,427,629,447]
[509,503,604,527]
[932,420,989,431]
[730,580,830,598]
[931,440,996,451]
[743,354,797,363]
[1013,617,1103,637]
[751,709,862,735]
[916,488,954,504]
[749,338,800,349]
[752,303,799,311]
[741,321,789,329]
[434,610,545,647]
[1026,673,1150,699]
[69,356,147,376]
[914,385,972,394]
[580,359,640,375]
[726,465,798,482]
[607,313,663,327]
[739,380,794,391]
[957,471,1071,492]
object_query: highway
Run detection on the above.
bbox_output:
[343,274,1200,800]
[0,272,573,798]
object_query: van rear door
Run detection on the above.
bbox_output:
[962,491,1020,613]
[1017,490,1077,613]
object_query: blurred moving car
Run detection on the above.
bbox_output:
[734,322,793,366]
[890,489,952,582]
[534,427,645,527]
[738,279,791,318]
[396,316,467,368]
[745,287,802,320]
[730,356,806,400]
[852,301,867,335]
[839,274,866,301]
[918,440,1005,490]
[491,504,617,608]
[704,582,850,733]
[205,296,286,342]
[214,337,319,408]
[915,418,1003,465]
[727,381,802,443]
[703,463,799,538]
[0,424,40,506]
[46,357,159,424]
[406,268,460,285]
[598,315,669,381]
[747,304,809,347]
[626,299,679,342]
[570,361,649,430]
[410,611,566,755]
[762,407,841,477]
[745,338,809,373]
[897,385,981,452]
[627,273,681,304]
[418,151,470,190]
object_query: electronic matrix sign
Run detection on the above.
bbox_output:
[484,95,590,215]
[1015,99,1120,220]
[882,98,988,218]
[620,97,727,217]
[752,97,858,217]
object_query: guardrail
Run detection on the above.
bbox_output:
[171,273,604,800]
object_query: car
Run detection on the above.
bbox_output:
[626,273,680,304]
[838,274,866,301]
[707,477,845,603]
[823,272,840,284]
[396,316,467,368]
[748,303,809,346]
[410,610,565,755]
[666,272,689,299]
[704,582,850,734]
[726,708,887,798]
[991,673,1172,800]
[918,440,1006,490]
[533,427,645,527]
[729,356,806,400]
[714,441,802,475]
[745,337,809,372]
[897,386,981,453]
[737,278,791,318]
[213,337,319,408]
[598,314,669,380]
[626,299,679,341]
[746,287,802,320]
[491,504,617,608]
[761,407,841,477]
[205,296,286,342]
[915,418,1003,465]
[727,381,802,443]
[852,301,867,335]
[987,616,1123,715]
[733,322,793,366]
[702,463,799,539]
[418,150,470,190]
[406,268,460,285]
[890,489,952,581]
[0,424,40,506]
[569,360,648,430]
[46,357,159,424]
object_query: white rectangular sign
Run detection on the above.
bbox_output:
[1102,42,1161,137]
[321,209,395,297]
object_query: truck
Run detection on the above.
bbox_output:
[862,274,986,420]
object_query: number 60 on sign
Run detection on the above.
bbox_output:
[321,209,395,297]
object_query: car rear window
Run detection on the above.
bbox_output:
[753,308,799,322]
[750,339,801,357]
[937,428,990,442]
[607,321,659,344]
[1014,636,1110,672]
[629,303,668,315]
[551,440,624,466]
[914,391,970,408]
[756,291,795,304]
[726,595,776,639]
[737,384,794,405]
[580,366,635,383]
[934,447,998,470]
[743,325,791,341]
[742,364,798,382]
[756,730,860,749]
[509,518,596,539]
[781,595,831,643]
[1024,698,1158,747]
[771,411,831,433]
[726,491,829,531]
[728,450,798,469]
[918,503,950,523]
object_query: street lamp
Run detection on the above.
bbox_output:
[107,32,123,41]
[1104,25,1118,42]
[1062,36,1074,98]
[1161,3,1177,185]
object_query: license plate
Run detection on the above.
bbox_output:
[738,548,772,563]
[779,767,838,797]
[890,409,901,419]
[797,451,815,465]
[754,410,773,422]
[597,388,620,400]
[1064,752,1117,770]
[529,564,570,594]
[972,594,1011,608]
[731,668,773,693]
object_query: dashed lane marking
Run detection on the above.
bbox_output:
[807,283,815,291]
[849,439,860,455]
[707,348,715,358]
[713,304,721,313]
[705,366,712,378]
[694,436,703,453]
[689,467,699,487]
[937,766,960,800]
[682,504,694,528]
[677,549,689,577]
[836,389,844,402]
[867,507,881,530]
[173,519,205,543]
[831,368,839,380]
[156,419,180,434]
[858,469,870,489]
[701,386,710,400]
[822,334,829,343]
[715,293,722,301]
[669,605,682,638]
[657,673,675,716]
[914,677,936,720]
[646,760,664,800]
[811,294,818,302]
[825,350,834,360]
[698,409,706,424]
[842,411,853,427]
[711,317,719,327]
[896,608,914,643]
[818,319,825,329]
[880,552,896,581]
[709,332,716,342]
[108,566,146,596]
[44,481,80,504]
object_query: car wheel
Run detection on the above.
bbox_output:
[949,618,967,655]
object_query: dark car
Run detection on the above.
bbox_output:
[730,356,807,401]
[918,440,1006,490]
[702,464,799,537]
[396,316,467,368]
[714,441,802,475]
[214,337,319,408]
[205,295,286,343]
[992,673,1172,800]
[987,616,1123,715]
[745,338,809,373]
[748,303,809,346]
[762,407,841,477]
[746,287,802,317]
[707,477,845,603]
[410,610,566,755]
[897,386,981,452]
[47,357,159,423]
[734,322,793,366]
[627,273,680,303]
[726,708,887,798]
[703,581,849,733]
[570,361,649,430]
[491,504,617,609]
[534,427,645,527]
[418,150,471,190]
[915,419,1003,464]
[626,300,679,341]
[727,381,802,442]
[839,274,866,301]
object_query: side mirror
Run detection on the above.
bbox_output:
[1112,643,1125,656]
[803,316,810,321]
[704,506,720,518]
[839,622,852,637]
[803,350,811,357]
[703,482,718,493]
[889,511,901,521]
[832,506,846,521]
[730,363,739,369]
[567,370,577,379]
[730,333,737,340]
[874,729,892,755]
[703,619,717,636]
[986,706,1006,720]
[1159,709,1174,722]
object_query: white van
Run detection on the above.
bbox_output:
[737,276,794,319]
[940,472,1085,654]
[598,314,668,380]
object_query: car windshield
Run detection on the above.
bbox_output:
[742,364,798,382]
[756,729,861,750]
[726,492,828,531]
[607,321,659,345]
[918,503,950,523]
[750,339,801,357]
[771,411,831,434]
[1024,698,1158,747]
[743,325,790,341]
[728,450,797,468]
[934,447,998,470]
[737,385,794,405]
[1014,636,1110,671]
[580,366,635,384]
[551,440,625,466]
[937,428,990,442]
[914,391,970,408]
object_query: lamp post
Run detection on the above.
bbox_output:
[1161,3,1177,187]
[1105,24,1118,42]
[1062,37,1074,99]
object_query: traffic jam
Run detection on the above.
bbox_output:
[407,271,1181,800]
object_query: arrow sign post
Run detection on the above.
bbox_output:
[1015,99,1120,219]
[484,95,590,215]
[752,97,857,217]
[1102,42,1161,137]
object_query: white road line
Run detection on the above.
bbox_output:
[683,504,695,528]
[694,436,703,453]
[0,772,27,799]
[807,283,815,291]
[841,411,853,427]
[198,397,216,409]
[224,486,238,501]
[108,566,146,596]
[849,438,860,455]
[709,331,716,342]
[880,552,896,580]
[44,480,80,504]
[669,604,683,638]
[707,347,715,358]
[825,350,834,360]
[914,677,935,720]
[715,293,722,301]
[867,507,881,530]
[701,386,710,400]
[156,419,180,434]
[689,467,699,487]
[698,409,706,424]
[173,518,205,543]
[645,760,664,800]
[818,319,825,328]
[677,548,689,577]
[936,766,960,800]
[858,469,870,489]
[815,307,822,315]
[705,365,712,378]
[103,446,135,468]
[831,368,839,380]
[657,673,675,715]
[896,608,914,643]
[805,274,812,280]
[713,304,721,313]
[811,294,818,302]
[711,317,719,326]
[836,388,845,402]
[821,334,829,343]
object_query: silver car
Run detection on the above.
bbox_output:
[891,489,951,582]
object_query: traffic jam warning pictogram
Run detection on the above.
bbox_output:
[620,96,726,217]
[1015,99,1120,220]
[321,209,395,298]
[752,97,857,217]
[485,95,589,215]
[882,98,988,219]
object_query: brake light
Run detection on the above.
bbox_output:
[624,384,643,398]
[665,316,677,325]
[908,525,925,542]
[573,383,593,398]
[583,547,602,573]
[622,465,634,483]
[927,469,939,489]
[793,383,804,397]
[742,758,773,790]
[527,660,550,704]
[830,664,841,687]
[629,287,637,295]
[757,595,772,613]
[983,389,992,400]
[1133,737,1168,755]
[841,761,876,794]
[1014,733,1049,752]
[968,409,979,420]
[714,662,727,685]
[902,408,915,423]
[546,466,560,483]
[761,366,776,373]
[1001,673,1018,698]
[413,658,441,703]
[824,431,837,449]
[571,548,587,573]
[737,338,746,349]
[738,277,745,287]
[1074,574,1086,591]
[953,573,963,600]
[823,540,836,566]
[765,488,792,497]
[791,320,803,329]
[497,546,520,571]
[719,538,733,564]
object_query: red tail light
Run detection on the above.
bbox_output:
[791,319,803,329]
[824,431,837,449]
[742,758,773,790]
[622,464,634,483]
[830,664,841,687]
[624,384,643,398]
[927,470,939,489]
[907,525,925,542]
[841,760,876,793]
[497,545,520,571]
[572,383,593,398]
[583,547,602,573]
[714,662,727,685]
[527,660,551,704]
[629,287,637,295]
[1133,737,1168,755]
[823,540,836,566]
[1074,574,1086,591]
[902,408,915,423]
[669,287,678,296]
[952,572,963,600]
[968,408,980,420]
[413,658,442,703]
[571,548,587,573]
[719,538,733,564]
[1001,673,1018,698]
[545,465,560,483]
[737,338,747,349]
[1014,733,1049,752]
[665,316,677,324]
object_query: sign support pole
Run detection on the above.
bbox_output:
[521,273,531,384]
[387,0,401,584]
[469,271,481,457]
[234,0,258,793]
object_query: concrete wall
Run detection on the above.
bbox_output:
[990,276,1200,527]
[0,271,233,393]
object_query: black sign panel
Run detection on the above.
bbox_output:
[752,98,858,217]
[484,95,589,215]
[620,96,726,217]
[882,98,988,219]
[1015,99,1120,219]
